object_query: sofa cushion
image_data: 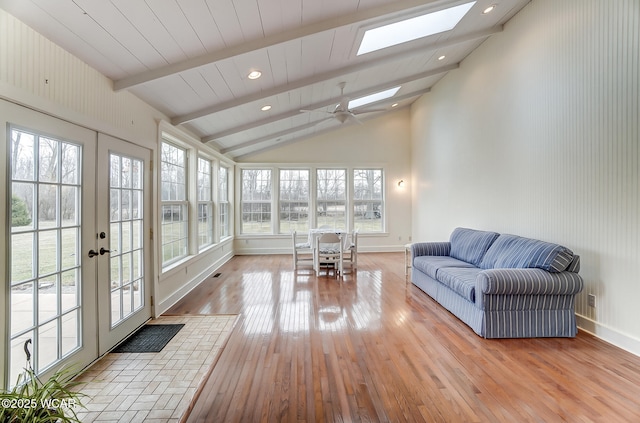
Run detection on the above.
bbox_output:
[449,227,500,266]
[413,256,475,279]
[436,267,483,302]
[479,234,574,273]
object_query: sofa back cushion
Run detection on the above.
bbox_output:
[479,234,574,273]
[449,227,500,266]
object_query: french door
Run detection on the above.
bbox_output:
[96,134,152,355]
[2,100,152,387]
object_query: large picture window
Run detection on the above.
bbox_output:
[279,169,309,233]
[197,157,213,250]
[160,142,188,266]
[241,169,272,234]
[316,169,346,230]
[353,169,383,232]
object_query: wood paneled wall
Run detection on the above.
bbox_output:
[411,0,640,354]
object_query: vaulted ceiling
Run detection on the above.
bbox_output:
[0,0,529,160]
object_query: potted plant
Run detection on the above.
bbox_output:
[0,341,86,422]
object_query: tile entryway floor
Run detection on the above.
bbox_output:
[74,315,237,423]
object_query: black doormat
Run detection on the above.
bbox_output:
[112,324,185,353]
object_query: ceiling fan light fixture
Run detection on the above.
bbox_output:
[247,70,262,80]
[357,1,476,55]
[348,86,401,109]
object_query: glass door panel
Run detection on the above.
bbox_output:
[96,134,152,355]
[2,99,97,388]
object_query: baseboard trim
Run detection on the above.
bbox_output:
[577,314,640,357]
[157,251,234,315]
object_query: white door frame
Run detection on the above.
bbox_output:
[96,133,153,355]
[1,99,98,387]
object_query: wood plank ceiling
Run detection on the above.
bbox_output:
[0,0,530,160]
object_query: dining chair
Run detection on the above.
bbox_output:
[343,228,359,272]
[292,230,313,269]
[314,232,344,277]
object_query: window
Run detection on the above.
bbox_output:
[241,169,272,234]
[219,165,230,238]
[316,169,346,230]
[353,169,383,232]
[160,142,188,266]
[9,128,82,384]
[279,169,309,233]
[197,157,213,250]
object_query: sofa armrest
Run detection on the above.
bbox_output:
[477,268,584,296]
[411,242,451,258]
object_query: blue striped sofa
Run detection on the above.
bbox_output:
[411,228,584,338]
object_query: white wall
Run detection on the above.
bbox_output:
[240,108,413,254]
[411,0,640,354]
[0,9,233,325]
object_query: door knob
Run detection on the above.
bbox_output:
[99,247,111,255]
[88,249,99,258]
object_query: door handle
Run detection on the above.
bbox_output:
[99,247,111,255]
[88,249,99,258]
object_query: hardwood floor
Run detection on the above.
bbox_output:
[166,253,640,422]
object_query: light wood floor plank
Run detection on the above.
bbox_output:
[167,253,640,422]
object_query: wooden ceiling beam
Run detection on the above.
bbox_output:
[171,27,500,125]
[113,0,460,91]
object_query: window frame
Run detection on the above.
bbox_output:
[196,156,214,250]
[218,165,230,239]
[316,168,347,231]
[278,168,310,234]
[240,168,273,234]
[352,168,384,233]
[160,140,189,267]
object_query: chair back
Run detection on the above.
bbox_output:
[318,232,341,245]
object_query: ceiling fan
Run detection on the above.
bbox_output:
[300,82,386,125]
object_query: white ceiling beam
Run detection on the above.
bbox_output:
[207,84,432,145]
[220,87,431,155]
[113,0,461,91]
[171,27,500,125]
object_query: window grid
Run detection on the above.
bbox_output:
[219,166,230,238]
[241,169,272,234]
[197,157,213,250]
[9,128,82,386]
[353,169,383,232]
[316,169,347,230]
[160,142,188,266]
[279,169,310,233]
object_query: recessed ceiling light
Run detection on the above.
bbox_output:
[261,105,272,111]
[391,103,399,108]
[248,70,262,80]
[438,55,446,61]
[357,1,476,55]
[348,86,401,109]
[483,5,496,14]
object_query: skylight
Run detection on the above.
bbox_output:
[348,86,401,109]
[357,1,476,55]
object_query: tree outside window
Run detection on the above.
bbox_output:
[316,169,346,230]
[197,157,213,250]
[219,165,230,238]
[160,142,188,266]
[353,169,383,232]
[241,169,272,233]
[279,169,309,233]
